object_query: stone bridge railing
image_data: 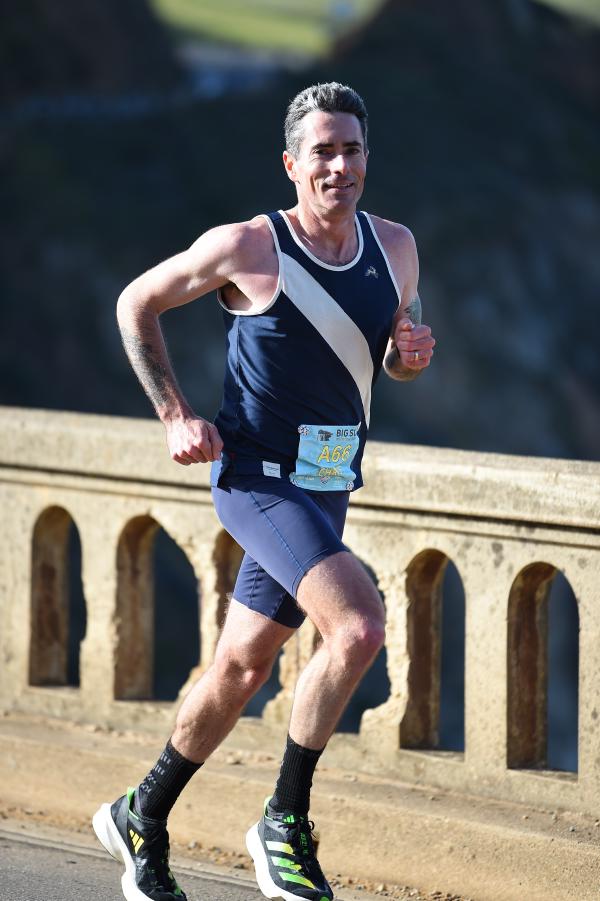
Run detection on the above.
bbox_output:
[1,407,599,818]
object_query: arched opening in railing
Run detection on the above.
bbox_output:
[114,517,199,701]
[547,572,579,772]
[507,563,579,772]
[439,560,466,751]
[29,506,86,687]
[153,527,200,701]
[401,549,465,751]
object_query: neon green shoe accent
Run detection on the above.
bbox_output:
[271,856,301,871]
[281,872,316,889]
[263,797,302,825]
[126,786,142,821]
[266,840,294,854]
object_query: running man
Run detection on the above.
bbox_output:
[93,82,435,901]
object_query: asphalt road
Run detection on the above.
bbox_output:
[1,830,262,901]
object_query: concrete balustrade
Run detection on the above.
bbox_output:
[1,406,599,821]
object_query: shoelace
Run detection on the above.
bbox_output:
[279,818,319,862]
[144,832,181,893]
[160,845,184,894]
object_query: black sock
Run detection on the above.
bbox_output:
[134,738,202,820]
[269,734,325,817]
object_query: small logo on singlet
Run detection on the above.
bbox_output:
[365,265,379,278]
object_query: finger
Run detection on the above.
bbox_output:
[400,348,433,368]
[173,454,192,466]
[183,444,206,463]
[181,448,207,464]
[397,334,436,351]
[206,422,222,460]
[206,424,224,462]
[411,324,432,338]
[397,328,433,345]
[414,350,433,366]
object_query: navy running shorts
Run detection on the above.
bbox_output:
[211,472,350,629]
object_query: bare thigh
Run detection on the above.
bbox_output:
[296,550,385,640]
[215,596,296,671]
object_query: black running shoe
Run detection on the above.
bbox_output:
[92,787,187,901]
[246,799,333,901]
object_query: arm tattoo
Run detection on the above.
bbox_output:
[120,320,179,411]
[405,293,422,326]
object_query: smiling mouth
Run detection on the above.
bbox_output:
[325,182,354,190]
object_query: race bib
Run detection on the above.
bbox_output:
[290,424,360,492]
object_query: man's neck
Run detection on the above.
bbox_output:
[286,202,358,266]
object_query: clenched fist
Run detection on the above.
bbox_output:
[394,317,436,369]
[165,416,224,465]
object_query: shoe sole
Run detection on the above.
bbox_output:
[246,822,331,901]
[92,803,154,901]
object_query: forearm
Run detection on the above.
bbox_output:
[117,294,192,423]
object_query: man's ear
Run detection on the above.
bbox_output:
[282,150,297,183]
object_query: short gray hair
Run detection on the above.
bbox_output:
[284,82,368,157]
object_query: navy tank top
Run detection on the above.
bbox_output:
[211,209,400,491]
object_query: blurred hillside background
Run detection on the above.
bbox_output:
[3,0,598,769]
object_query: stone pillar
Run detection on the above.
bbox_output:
[0,485,40,707]
[78,496,126,716]
[462,537,516,786]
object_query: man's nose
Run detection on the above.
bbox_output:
[330,153,350,173]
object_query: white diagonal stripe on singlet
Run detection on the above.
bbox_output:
[281,252,373,426]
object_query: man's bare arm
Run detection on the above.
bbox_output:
[116,223,252,463]
[372,221,435,380]
[119,321,183,417]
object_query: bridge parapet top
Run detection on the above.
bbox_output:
[1,406,599,530]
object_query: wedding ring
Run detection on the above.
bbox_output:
[414,351,420,362]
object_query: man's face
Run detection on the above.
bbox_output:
[283,110,368,214]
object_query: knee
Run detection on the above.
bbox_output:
[214,646,273,700]
[333,616,386,668]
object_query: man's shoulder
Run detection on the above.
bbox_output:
[364,213,418,292]
[208,214,273,254]
[364,213,415,253]
[192,215,275,276]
